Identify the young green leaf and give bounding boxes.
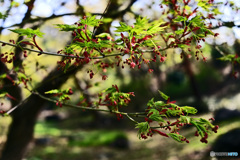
[158,91,169,100]
[96,33,112,38]
[0,73,7,79]
[168,133,185,143]
[148,109,166,122]
[199,118,214,128]
[45,89,61,94]
[154,101,165,107]
[0,92,7,98]
[181,106,198,114]
[179,115,192,124]
[134,17,149,28]
[135,122,150,137]
[189,15,204,27]
[175,29,184,35]
[115,22,132,32]
[166,108,182,116]
[80,16,102,27]
[191,120,206,137]
[55,24,79,31]
[0,12,7,19]
[217,54,235,62]
[9,28,44,38]
[173,16,187,22]
[147,98,155,107]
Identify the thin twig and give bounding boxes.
[92,0,112,37]
[3,13,103,29]
[32,91,146,119]
[0,40,114,59]
[0,95,30,118]
[124,113,139,123]
[0,40,168,59]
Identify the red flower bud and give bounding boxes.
[148,69,153,73]
[209,117,215,121]
[195,131,199,137]
[102,75,108,80]
[214,33,219,37]
[151,129,169,137]
[130,62,136,68]
[68,88,73,95]
[212,125,219,133]
[160,56,166,62]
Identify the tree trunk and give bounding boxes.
[183,55,209,113]
[0,66,79,160]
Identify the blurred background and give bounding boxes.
[1,0,240,160]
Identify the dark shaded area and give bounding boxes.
[214,108,240,123]
[45,114,63,122]
[34,138,51,146]
[212,128,240,152]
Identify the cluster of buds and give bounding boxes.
[136,92,219,143]
[45,88,73,107]
[0,40,17,63]
[97,85,134,119]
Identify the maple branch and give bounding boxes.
[2,96,30,117]
[1,12,106,30]
[0,40,169,59]
[32,91,145,122]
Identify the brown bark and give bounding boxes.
[0,66,79,160]
[182,55,209,113]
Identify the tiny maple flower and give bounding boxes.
[24,51,28,58]
[160,56,167,62]
[141,133,148,139]
[214,33,219,37]
[200,137,208,143]
[143,59,149,64]
[89,72,94,79]
[128,92,135,96]
[102,75,107,80]
[203,57,207,62]
[209,117,215,121]
[212,125,219,133]
[148,69,153,73]
[130,62,136,68]
[84,57,90,63]
[195,131,199,137]
[68,88,73,95]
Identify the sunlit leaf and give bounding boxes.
[9,28,44,38]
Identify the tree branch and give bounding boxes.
[0,40,169,59]
[32,91,145,122]
[1,12,107,30]
[0,95,30,118]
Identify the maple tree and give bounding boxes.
[0,0,239,159]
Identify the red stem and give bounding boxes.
[33,35,43,55]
